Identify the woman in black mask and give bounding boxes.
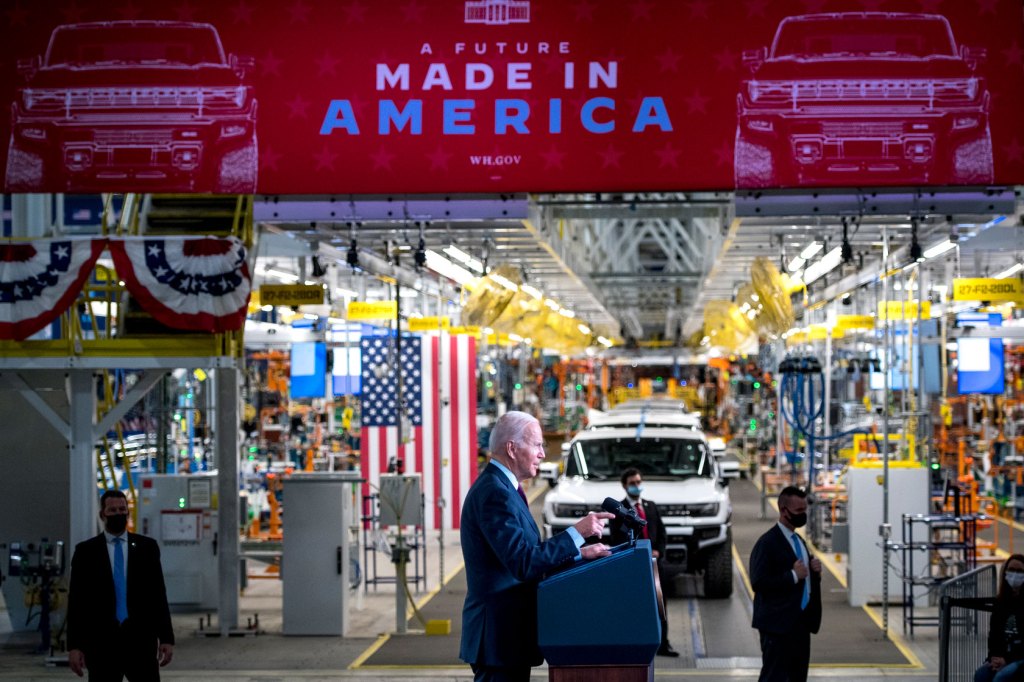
[976,554,1024,682]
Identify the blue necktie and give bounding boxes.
[791,534,810,610]
[113,538,128,623]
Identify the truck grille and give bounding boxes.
[92,130,176,145]
[820,121,905,137]
[24,86,246,111]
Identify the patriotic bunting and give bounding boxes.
[0,238,106,340]
[108,236,251,333]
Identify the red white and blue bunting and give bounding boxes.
[0,238,106,340]
[108,236,251,333]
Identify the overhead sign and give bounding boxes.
[834,315,875,330]
[2,1,1023,194]
[449,325,482,336]
[259,284,325,306]
[408,316,451,332]
[346,301,397,321]
[878,300,931,321]
[953,278,1024,302]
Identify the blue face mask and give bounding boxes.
[626,485,643,498]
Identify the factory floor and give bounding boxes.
[0,478,967,681]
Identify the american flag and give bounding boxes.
[360,332,478,530]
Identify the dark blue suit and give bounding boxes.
[749,525,822,682]
[460,462,578,676]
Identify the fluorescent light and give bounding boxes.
[443,245,484,273]
[508,333,523,342]
[544,298,559,310]
[597,336,613,347]
[489,273,519,291]
[558,308,576,318]
[800,242,824,260]
[256,266,300,283]
[261,304,273,312]
[787,256,806,272]
[803,246,843,285]
[577,324,591,335]
[303,313,318,320]
[520,284,542,299]
[335,287,359,298]
[923,240,957,260]
[425,250,477,286]
[995,263,1023,279]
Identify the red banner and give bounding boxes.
[2,0,1022,194]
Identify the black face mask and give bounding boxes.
[105,514,128,535]
[787,511,807,529]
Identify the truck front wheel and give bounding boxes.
[702,534,733,598]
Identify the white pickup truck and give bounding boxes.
[542,426,733,597]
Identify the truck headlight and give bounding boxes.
[953,116,979,130]
[552,504,589,518]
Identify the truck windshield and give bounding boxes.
[772,17,957,59]
[566,437,712,480]
[46,26,225,66]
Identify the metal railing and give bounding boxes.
[938,563,998,682]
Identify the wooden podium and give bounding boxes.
[549,663,653,682]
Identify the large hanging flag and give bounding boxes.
[360,332,478,530]
[0,238,106,340]
[108,236,251,333]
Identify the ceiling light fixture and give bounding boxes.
[424,250,477,286]
[922,239,957,260]
[802,247,843,285]
[520,284,542,299]
[800,242,824,260]
[994,263,1023,279]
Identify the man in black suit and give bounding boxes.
[608,467,678,657]
[460,411,613,682]
[67,489,174,680]
[749,486,822,682]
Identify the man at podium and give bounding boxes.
[460,411,613,682]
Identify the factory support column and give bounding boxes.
[215,367,241,634]
[69,370,97,550]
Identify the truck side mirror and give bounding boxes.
[16,55,40,79]
[230,54,255,78]
[960,45,987,69]
[742,47,766,72]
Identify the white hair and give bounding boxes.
[488,411,538,456]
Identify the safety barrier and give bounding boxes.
[937,564,997,682]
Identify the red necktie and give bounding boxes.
[635,502,649,539]
[517,485,529,508]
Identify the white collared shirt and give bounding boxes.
[104,530,129,583]
[777,522,803,584]
[490,458,584,549]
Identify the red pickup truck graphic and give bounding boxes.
[5,21,257,193]
[735,12,993,188]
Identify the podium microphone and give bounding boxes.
[601,497,647,529]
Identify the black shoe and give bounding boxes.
[657,642,680,657]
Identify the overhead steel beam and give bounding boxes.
[735,188,1016,218]
[254,194,529,222]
